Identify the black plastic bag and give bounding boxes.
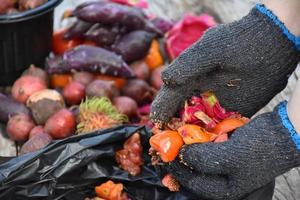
[0,125,274,200]
[0,125,193,200]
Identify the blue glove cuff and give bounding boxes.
[278,101,300,150]
[256,4,300,52]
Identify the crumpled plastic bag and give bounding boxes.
[0,125,275,200]
[0,125,193,200]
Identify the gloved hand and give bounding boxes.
[165,102,300,200]
[150,4,300,127]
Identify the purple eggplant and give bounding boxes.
[46,45,135,78]
[83,24,122,46]
[73,1,162,36]
[64,20,94,40]
[0,93,31,123]
[112,30,155,63]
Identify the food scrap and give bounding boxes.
[149,130,184,162]
[94,180,130,200]
[166,14,217,60]
[162,174,180,192]
[150,91,249,163]
[149,92,249,192]
[115,133,143,176]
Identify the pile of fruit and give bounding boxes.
[1,0,216,155]
[0,61,154,155]
[0,1,167,154]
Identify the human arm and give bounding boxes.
[264,0,300,36]
[288,79,300,133]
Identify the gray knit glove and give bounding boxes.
[150,5,300,127]
[166,102,300,200]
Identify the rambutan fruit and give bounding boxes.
[77,97,128,134]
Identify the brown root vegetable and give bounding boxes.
[113,31,155,63]
[19,0,47,11]
[22,65,49,86]
[73,71,94,86]
[0,93,30,123]
[20,133,52,155]
[130,61,150,81]
[121,79,154,105]
[46,45,135,78]
[150,66,164,90]
[26,89,65,125]
[74,2,162,36]
[83,23,122,47]
[63,81,85,105]
[6,113,35,142]
[12,76,47,104]
[64,20,94,40]
[44,109,76,139]
[29,125,44,139]
[86,80,119,100]
[113,96,138,118]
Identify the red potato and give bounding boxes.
[22,65,49,86]
[20,133,52,155]
[150,66,164,90]
[44,109,76,139]
[113,96,138,118]
[63,81,85,105]
[29,125,44,139]
[12,76,47,104]
[121,79,154,105]
[73,71,94,86]
[130,61,150,81]
[6,113,35,142]
[86,80,119,100]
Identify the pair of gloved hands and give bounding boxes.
[150,5,300,200]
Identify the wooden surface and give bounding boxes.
[1,0,299,199]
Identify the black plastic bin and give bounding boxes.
[0,0,62,86]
